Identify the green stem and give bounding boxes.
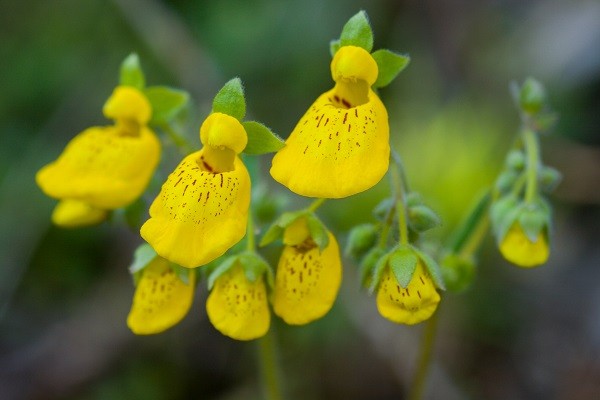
[378,204,395,249]
[523,128,539,204]
[397,199,409,245]
[258,328,284,400]
[308,198,326,212]
[408,307,440,400]
[448,191,491,255]
[390,152,410,245]
[160,123,194,154]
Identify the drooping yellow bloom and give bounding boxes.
[140,113,251,268]
[206,264,270,341]
[36,86,160,227]
[273,217,342,325]
[127,257,195,335]
[499,223,549,267]
[271,46,389,198]
[377,261,440,325]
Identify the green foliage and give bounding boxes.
[306,214,330,251]
[360,247,386,289]
[242,121,285,155]
[518,202,549,241]
[413,247,445,290]
[346,223,378,259]
[129,243,158,285]
[144,86,190,125]
[408,204,441,232]
[539,166,562,192]
[490,195,521,242]
[120,53,145,90]
[207,256,238,290]
[212,77,246,121]
[372,50,410,88]
[339,11,374,52]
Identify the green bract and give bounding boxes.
[120,53,145,90]
[339,10,373,52]
[144,86,190,125]
[372,50,410,88]
[242,121,285,155]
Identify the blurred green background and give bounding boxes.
[1,0,599,399]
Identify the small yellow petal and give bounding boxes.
[127,258,195,335]
[51,199,107,227]
[206,265,270,340]
[499,224,549,267]
[200,112,248,154]
[330,46,378,86]
[36,126,161,209]
[140,149,250,268]
[273,232,342,325]
[376,261,440,325]
[270,87,389,198]
[103,85,152,126]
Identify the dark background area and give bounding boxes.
[1,0,599,399]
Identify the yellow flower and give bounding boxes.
[127,257,195,335]
[270,46,389,198]
[206,264,270,341]
[140,113,251,268]
[272,217,342,325]
[376,261,440,325]
[36,86,160,227]
[499,223,549,267]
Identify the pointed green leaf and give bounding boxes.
[212,77,246,121]
[414,248,445,290]
[389,246,418,288]
[372,49,410,88]
[330,39,341,57]
[259,223,284,247]
[277,210,308,228]
[242,121,285,155]
[144,86,190,125]
[170,263,194,286]
[306,214,330,251]
[207,256,238,290]
[360,247,386,290]
[120,53,145,89]
[339,11,374,52]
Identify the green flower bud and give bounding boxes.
[505,150,525,170]
[520,77,546,114]
[494,170,519,193]
[408,204,441,232]
[346,223,378,259]
[539,166,562,193]
[440,253,476,293]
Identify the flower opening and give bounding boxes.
[499,223,549,267]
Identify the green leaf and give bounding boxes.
[277,210,308,228]
[212,77,246,121]
[259,223,284,247]
[491,198,522,243]
[339,10,374,52]
[306,214,330,251]
[330,39,341,57]
[369,249,391,293]
[144,86,190,125]
[372,49,410,88]
[242,121,285,155]
[207,256,238,290]
[518,204,549,242]
[120,53,145,89]
[414,248,445,290]
[389,246,418,288]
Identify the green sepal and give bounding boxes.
[440,252,476,293]
[144,86,190,125]
[239,251,274,289]
[372,49,410,88]
[494,170,520,193]
[330,39,341,57]
[129,243,158,285]
[120,53,145,90]
[389,245,418,288]
[305,213,330,251]
[212,77,246,121]
[369,249,392,294]
[345,223,378,259]
[519,77,546,115]
[339,10,374,52]
[491,196,522,243]
[518,203,549,242]
[242,121,285,155]
[405,192,423,208]
[259,209,307,247]
[207,255,238,290]
[170,264,194,286]
[359,247,386,289]
[412,247,445,290]
[408,204,441,232]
